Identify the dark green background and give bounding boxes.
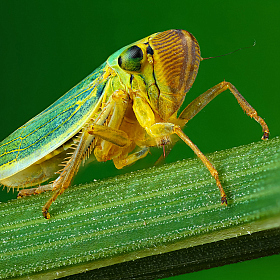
[0,1,279,279]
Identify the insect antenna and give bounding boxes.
[201,41,256,60]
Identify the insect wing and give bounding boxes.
[0,62,108,180]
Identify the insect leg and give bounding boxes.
[17,184,54,197]
[174,126,227,204]
[89,123,149,168]
[144,121,227,204]
[178,81,269,139]
[90,89,130,162]
[88,124,129,147]
[42,95,118,219]
[42,130,95,218]
[113,147,149,169]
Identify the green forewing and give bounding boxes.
[0,62,108,180]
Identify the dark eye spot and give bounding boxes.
[118,56,122,67]
[118,45,143,72]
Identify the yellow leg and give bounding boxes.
[92,90,130,162]
[42,130,94,218]
[17,184,54,197]
[113,147,149,169]
[147,122,227,204]
[42,90,129,219]
[179,81,269,139]
[90,124,130,162]
[88,124,129,147]
[131,88,228,204]
[174,126,227,204]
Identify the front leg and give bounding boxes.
[178,81,269,140]
[132,91,228,205]
[148,122,227,204]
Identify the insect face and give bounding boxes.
[148,29,201,119]
[116,30,202,121]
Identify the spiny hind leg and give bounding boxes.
[15,147,73,198]
[178,81,269,139]
[42,89,129,219]
[41,145,149,219]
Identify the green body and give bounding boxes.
[0,62,108,182]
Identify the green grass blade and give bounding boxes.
[0,137,280,279]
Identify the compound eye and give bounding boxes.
[118,45,143,72]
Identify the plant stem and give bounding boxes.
[0,138,280,279]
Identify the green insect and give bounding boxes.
[0,29,269,219]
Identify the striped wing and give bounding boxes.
[0,62,108,180]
